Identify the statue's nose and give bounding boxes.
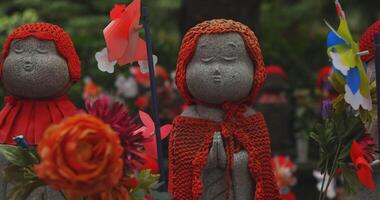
[23,59,34,72]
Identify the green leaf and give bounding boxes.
[149,191,171,200]
[341,165,362,195]
[6,179,45,200]
[0,145,30,166]
[137,170,160,190]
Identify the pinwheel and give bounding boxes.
[327,0,372,112]
[135,111,172,173]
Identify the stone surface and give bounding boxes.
[186,32,254,105]
[181,32,255,199]
[2,37,70,98]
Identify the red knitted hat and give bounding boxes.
[0,22,81,82]
[175,19,266,106]
[359,20,380,63]
[266,65,287,81]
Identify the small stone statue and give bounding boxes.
[355,20,380,199]
[169,19,280,200]
[0,22,81,199]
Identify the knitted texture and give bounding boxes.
[0,22,81,82]
[175,19,266,107]
[168,113,280,200]
[359,20,380,63]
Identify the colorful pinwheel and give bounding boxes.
[327,0,372,112]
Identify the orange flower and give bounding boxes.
[34,114,124,198]
[89,176,133,200]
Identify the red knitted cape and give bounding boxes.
[0,96,77,144]
[168,113,280,200]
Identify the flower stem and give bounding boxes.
[59,191,67,200]
[322,141,342,200]
[318,159,329,200]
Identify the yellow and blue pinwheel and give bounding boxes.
[327,0,372,111]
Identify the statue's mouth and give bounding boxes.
[23,64,34,72]
[213,75,221,83]
[213,71,221,83]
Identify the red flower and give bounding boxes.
[350,140,375,191]
[86,96,148,171]
[357,134,376,163]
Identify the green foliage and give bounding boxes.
[0,144,45,200]
[310,112,364,173]
[131,169,171,200]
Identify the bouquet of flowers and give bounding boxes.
[0,96,171,200]
[310,1,377,199]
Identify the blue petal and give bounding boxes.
[327,32,345,48]
[345,67,360,94]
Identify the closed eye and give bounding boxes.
[36,48,48,54]
[222,56,237,61]
[14,48,24,54]
[201,57,214,63]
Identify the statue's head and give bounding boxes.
[0,22,81,98]
[175,19,265,106]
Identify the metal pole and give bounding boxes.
[141,6,167,191]
[374,32,380,154]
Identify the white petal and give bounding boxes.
[330,51,349,76]
[344,85,372,111]
[115,74,138,98]
[95,48,117,74]
[138,54,158,74]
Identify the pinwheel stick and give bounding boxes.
[142,7,167,191]
[375,32,380,154]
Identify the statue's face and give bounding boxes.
[2,37,70,98]
[186,32,254,104]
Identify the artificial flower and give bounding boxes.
[86,96,147,170]
[271,155,297,189]
[350,140,375,191]
[135,95,150,109]
[83,76,103,100]
[95,48,117,73]
[138,110,172,160]
[104,0,147,65]
[137,54,158,73]
[321,99,332,119]
[313,171,336,199]
[34,114,124,198]
[357,134,376,163]
[90,176,134,200]
[130,65,169,87]
[115,74,138,98]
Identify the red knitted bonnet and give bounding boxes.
[0,22,81,82]
[175,19,266,106]
[359,20,380,63]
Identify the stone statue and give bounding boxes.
[355,20,380,200]
[168,19,280,200]
[0,22,81,199]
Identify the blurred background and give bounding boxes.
[0,0,379,199]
